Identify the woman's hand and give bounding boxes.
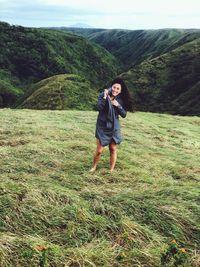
[111,99,119,107]
[103,89,109,99]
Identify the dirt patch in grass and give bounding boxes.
[0,139,29,147]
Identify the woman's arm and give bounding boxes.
[96,93,107,111]
[111,99,127,118]
[117,104,127,118]
[96,89,109,111]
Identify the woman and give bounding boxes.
[90,78,134,173]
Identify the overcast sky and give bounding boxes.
[1,0,200,30]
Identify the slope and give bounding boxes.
[120,38,200,115]
[56,27,200,70]
[18,74,98,110]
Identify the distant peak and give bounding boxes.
[68,23,93,28]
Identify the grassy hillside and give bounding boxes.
[0,22,119,108]
[17,74,98,110]
[120,38,200,115]
[0,109,200,266]
[0,69,24,107]
[57,27,200,70]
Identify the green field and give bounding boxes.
[0,109,200,266]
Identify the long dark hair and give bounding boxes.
[111,78,134,112]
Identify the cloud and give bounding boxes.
[0,0,200,28]
[41,0,200,15]
[0,0,103,26]
[86,13,200,30]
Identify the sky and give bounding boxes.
[0,0,200,30]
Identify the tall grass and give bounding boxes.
[0,109,200,266]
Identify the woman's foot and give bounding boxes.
[110,168,114,173]
[89,167,96,173]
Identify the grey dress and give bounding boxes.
[95,89,127,146]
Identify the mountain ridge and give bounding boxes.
[53,27,200,70]
[120,37,200,115]
[1,22,200,115]
[0,22,119,108]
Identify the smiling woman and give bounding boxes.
[90,77,134,173]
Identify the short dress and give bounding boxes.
[95,90,127,146]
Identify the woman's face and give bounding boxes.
[111,83,121,97]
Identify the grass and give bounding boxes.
[0,108,200,267]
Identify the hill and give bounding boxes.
[1,23,200,115]
[0,69,24,107]
[0,109,200,266]
[0,22,120,108]
[54,27,200,70]
[120,38,200,115]
[17,74,98,110]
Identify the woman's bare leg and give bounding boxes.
[90,139,104,172]
[109,141,117,172]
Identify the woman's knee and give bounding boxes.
[96,148,103,156]
[95,139,103,155]
[96,145,104,155]
[109,143,117,153]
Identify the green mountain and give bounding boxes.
[18,74,98,110]
[1,22,200,115]
[0,69,24,107]
[57,27,200,70]
[120,38,200,115]
[56,27,200,115]
[0,22,119,108]
[1,109,200,266]
[170,81,200,115]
